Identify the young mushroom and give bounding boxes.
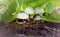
[16,12,29,33]
[33,15,41,28]
[33,14,41,20]
[35,7,44,14]
[17,12,29,20]
[24,6,34,18]
[17,12,29,25]
[24,6,34,15]
[33,14,41,34]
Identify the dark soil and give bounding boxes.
[0,22,60,37]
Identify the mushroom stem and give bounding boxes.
[16,18,18,23]
[35,21,40,35]
[22,19,25,34]
[29,14,32,35]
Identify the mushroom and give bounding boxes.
[54,6,60,14]
[24,6,34,18]
[17,12,29,19]
[16,12,29,33]
[24,6,34,15]
[33,14,41,20]
[33,14,41,34]
[16,12,29,25]
[34,7,44,33]
[33,14,41,27]
[35,7,44,14]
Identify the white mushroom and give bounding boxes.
[54,6,60,14]
[17,12,29,19]
[35,7,44,14]
[34,15,41,20]
[24,6,34,14]
[16,12,29,24]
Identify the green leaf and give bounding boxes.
[18,0,53,10]
[40,1,60,23]
[41,12,60,23]
[51,0,60,7]
[1,0,60,23]
[1,0,17,23]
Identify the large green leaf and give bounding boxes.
[18,0,54,11]
[40,1,60,23]
[1,0,17,23]
[41,12,60,23]
[51,0,60,7]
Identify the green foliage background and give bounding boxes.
[0,0,60,23]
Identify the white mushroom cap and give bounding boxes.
[34,15,41,20]
[54,6,60,14]
[35,7,44,14]
[24,6,34,14]
[17,12,29,19]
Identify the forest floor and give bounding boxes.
[0,22,60,37]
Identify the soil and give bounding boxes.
[0,22,60,37]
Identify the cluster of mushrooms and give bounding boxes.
[15,6,44,34]
[16,7,43,30]
[14,6,60,35]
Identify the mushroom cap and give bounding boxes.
[17,12,29,19]
[35,7,44,14]
[54,6,60,14]
[24,6,34,14]
[33,14,41,20]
